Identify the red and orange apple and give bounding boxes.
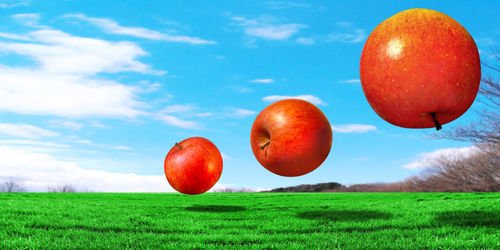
[360,8,481,130]
[250,99,332,177]
[164,137,223,195]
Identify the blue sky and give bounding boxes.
[0,0,498,192]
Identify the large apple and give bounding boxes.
[360,8,480,130]
[250,99,332,177]
[164,137,223,195]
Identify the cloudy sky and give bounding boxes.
[0,0,498,192]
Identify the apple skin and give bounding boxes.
[164,137,223,195]
[250,99,332,177]
[360,8,480,129]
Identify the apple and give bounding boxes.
[164,137,223,195]
[360,8,481,130]
[250,99,332,177]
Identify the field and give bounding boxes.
[1,193,499,249]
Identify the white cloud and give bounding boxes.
[296,37,316,45]
[0,139,69,148]
[159,103,212,118]
[76,139,92,144]
[250,78,274,83]
[0,32,31,40]
[0,67,144,118]
[326,22,366,44]
[0,29,163,75]
[48,120,84,130]
[231,16,247,22]
[402,146,479,169]
[0,1,30,8]
[228,108,257,117]
[72,138,131,151]
[194,112,213,118]
[232,17,364,45]
[11,13,44,27]
[162,104,196,114]
[0,23,162,118]
[245,24,306,40]
[89,121,110,128]
[264,1,310,9]
[221,152,232,161]
[112,145,131,150]
[339,79,360,84]
[159,104,213,120]
[262,95,325,105]
[0,146,174,192]
[232,15,306,41]
[64,14,215,45]
[327,29,365,43]
[0,123,59,139]
[137,80,162,93]
[331,124,377,133]
[157,114,199,129]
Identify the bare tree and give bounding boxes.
[408,144,500,192]
[435,50,500,144]
[48,184,77,193]
[1,178,25,192]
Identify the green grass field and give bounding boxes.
[1,193,499,249]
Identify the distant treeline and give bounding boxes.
[267,143,499,193]
[267,182,344,192]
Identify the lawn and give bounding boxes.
[0,192,498,249]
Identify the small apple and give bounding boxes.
[250,99,332,177]
[360,8,480,130]
[164,137,223,195]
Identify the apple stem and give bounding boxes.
[260,141,270,150]
[175,142,182,150]
[431,112,442,131]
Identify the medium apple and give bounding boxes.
[164,137,223,195]
[250,99,332,177]
[360,8,480,130]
